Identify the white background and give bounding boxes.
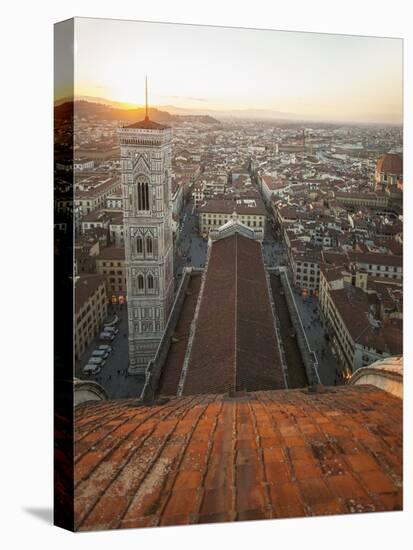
[0,0,411,548]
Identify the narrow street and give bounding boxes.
[254,179,340,387]
[75,304,144,399]
[291,290,342,386]
[174,198,208,277]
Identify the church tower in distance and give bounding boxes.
[118,80,174,374]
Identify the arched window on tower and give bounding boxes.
[137,180,149,211]
[147,274,154,290]
[137,274,144,290]
[146,235,153,255]
[136,236,143,254]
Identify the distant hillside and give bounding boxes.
[54,100,220,125]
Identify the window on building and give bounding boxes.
[137,181,150,210]
[146,236,153,254]
[138,274,144,290]
[137,236,143,254]
[147,274,154,289]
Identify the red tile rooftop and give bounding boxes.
[198,197,266,216]
[329,286,402,355]
[376,153,402,175]
[74,384,402,531]
[182,234,284,395]
[96,246,125,261]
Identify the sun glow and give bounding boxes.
[64,18,403,123]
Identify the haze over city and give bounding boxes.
[55,17,403,124]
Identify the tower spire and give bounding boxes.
[145,75,149,121]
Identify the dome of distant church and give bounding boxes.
[376,153,403,175]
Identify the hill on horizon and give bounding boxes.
[54,99,221,126]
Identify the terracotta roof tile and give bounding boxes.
[74,385,402,530]
[182,234,285,395]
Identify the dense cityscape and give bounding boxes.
[54,92,403,529]
[55,102,403,399]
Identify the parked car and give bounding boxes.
[98,344,113,353]
[88,356,105,366]
[83,364,101,375]
[103,326,119,335]
[99,332,115,341]
[104,315,119,328]
[91,349,109,359]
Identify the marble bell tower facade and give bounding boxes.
[118,91,174,374]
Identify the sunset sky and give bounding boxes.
[58,17,403,123]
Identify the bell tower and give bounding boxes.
[118,79,174,374]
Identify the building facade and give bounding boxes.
[335,191,389,209]
[95,246,127,300]
[118,116,174,374]
[318,268,401,376]
[198,198,266,238]
[75,275,107,359]
[75,175,120,215]
[290,252,321,294]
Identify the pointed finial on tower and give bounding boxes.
[145,75,149,121]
